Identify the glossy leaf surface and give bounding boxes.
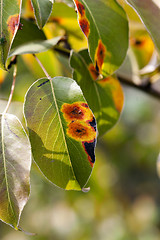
[31,0,54,29]
[24,77,97,190]
[73,0,128,75]
[0,113,31,228]
[70,49,124,136]
[9,36,61,57]
[126,0,160,54]
[0,0,22,69]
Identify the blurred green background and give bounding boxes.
[0,53,160,240]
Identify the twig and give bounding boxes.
[3,63,17,114]
[33,54,51,80]
[117,75,160,100]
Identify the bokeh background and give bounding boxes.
[0,0,160,239]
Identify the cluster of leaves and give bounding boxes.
[0,0,160,231]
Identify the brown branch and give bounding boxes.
[117,75,160,100]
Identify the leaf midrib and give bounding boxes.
[49,79,78,185]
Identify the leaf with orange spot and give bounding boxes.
[47,2,87,51]
[73,0,129,75]
[0,0,22,70]
[24,77,97,190]
[126,0,160,54]
[70,49,124,136]
[31,0,54,29]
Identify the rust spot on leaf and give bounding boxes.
[7,14,20,35]
[61,102,93,122]
[95,40,106,73]
[88,63,99,80]
[75,0,85,16]
[130,37,146,48]
[61,101,96,167]
[67,121,96,142]
[75,0,90,38]
[79,18,90,38]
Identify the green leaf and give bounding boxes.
[70,49,124,136]
[0,0,22,70]
[31,0,54,29]
[11,18,46,50]
[126,0,160,54]
[24,77,97,190]
[73,0,129,75]
[0,113,31,228]
[9,36,61,57]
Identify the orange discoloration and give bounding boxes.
[130,37,146,48]
[61,101,96,167]
[75,0,85,16]
[67,121,96,142]
[95,39,106,73]
[88,63,99,80]
[75,0,90,38]
[79,18,90,38]
[61,102,93,122]
[7,14,19,35]
[99,76,124,112]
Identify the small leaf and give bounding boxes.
[24,77,97,190]
[126,0,160,54]
[0,113,31,228]
[9,36,61,57]
[0,0,22,70]
[73,0,129,75]
[70,49,124,136]
[31,0,54,29]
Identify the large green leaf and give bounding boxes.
[24,77,97,190]
[0,113,31,229]
[73,0,129,75]
[31,0,54,29]
[0,0,22,70]
[9,36,61,57]
[70,49,124,136]
[126,0,160,54]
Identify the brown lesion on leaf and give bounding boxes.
[61,101,97,167]
[94,39,106,74]
[67,121,96,142]
[75,0,85,16]
[74,0,90,38]
[79,18,90,38]
[7,14,20,35]
[88,63,100,80]
[130,37,146,48]
[61,102,93,122]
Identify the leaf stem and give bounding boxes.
[33,54,51,80]
[3,63,17,114]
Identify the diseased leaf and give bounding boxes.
[9,36,61,57]
[73,0,129,75]
[0,0,22,70]
[31,0,54,29]
[11,18,46,50]
[24,77,97,190]
[47,2,87,51]
[70,49,124,136]
[126,0,160,54]
[0,113,31,229]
